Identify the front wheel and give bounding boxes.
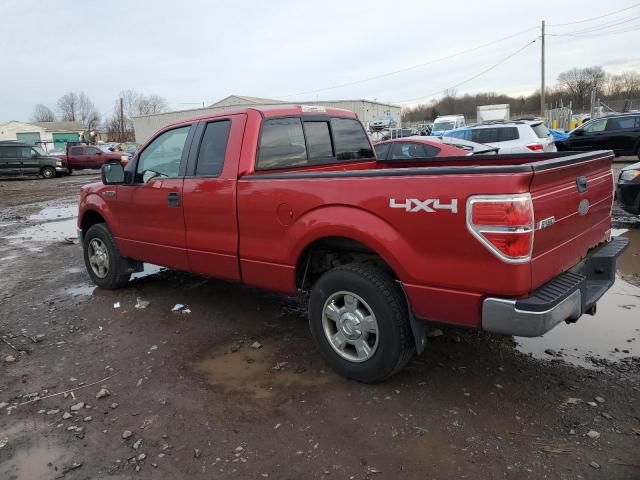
[40,166,56,179]
[308,263,415,383]
[83,223,131,288]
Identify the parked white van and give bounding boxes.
[431,115,466,136]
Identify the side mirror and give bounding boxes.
[96,150,102,155]
[573,129,584,136]
[32,152,38,158]
[102,162,125,185]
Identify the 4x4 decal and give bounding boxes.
[389,198,458,213]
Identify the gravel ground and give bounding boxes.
[0,171,638,480]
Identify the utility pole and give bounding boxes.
[540,20,545,122]
[120,97,125,142]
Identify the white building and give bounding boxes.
[132,95,401,144]
[0,121,83,150]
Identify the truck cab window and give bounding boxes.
[136,126,190,183]
[195,120,231,176]
[330,118,373,160]
[70,147,83,155]
[257,118,307,170]
[303,121,333,161]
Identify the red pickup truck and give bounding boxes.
[53,145,124,172]
[77,105,628,382]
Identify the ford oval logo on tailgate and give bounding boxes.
[578,199,590,215]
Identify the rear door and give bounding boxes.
[68,146,85,169]
[182,115,245,280]
[603,116,638,154]
[529,153,613,290]
[112,125,194,270]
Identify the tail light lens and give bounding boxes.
[526,143,544,151]
[467,194,534,263]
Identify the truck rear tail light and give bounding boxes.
[467,194,534,263]
[526,143,544,151]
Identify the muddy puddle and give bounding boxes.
[0,419,71,480]
[4,219,77,246]
[192,342,331,413]
[27,203,77,222]
[516,229,640,368]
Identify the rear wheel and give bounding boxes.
[40,166,56,179]
[83,223,131,288]
[308,263,414,383]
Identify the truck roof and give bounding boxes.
[163,105,358,130]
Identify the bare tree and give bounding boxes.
[557,66,606,110]
[30,104,56,122]
[77,92,101,131]
[56,92,80,121]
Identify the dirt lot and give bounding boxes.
[0,171,639,480]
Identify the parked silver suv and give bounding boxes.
[442,121,556,153]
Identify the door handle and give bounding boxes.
[167,191,181,207]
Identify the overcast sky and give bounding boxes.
[1,0,639,121]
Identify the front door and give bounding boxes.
[19,146,41,174]
[182,115,245,280]
[67,146,85,170]
[85,146,104,168]
[569,118,607,151]
[113,125,193,270]
[603,116,640,154]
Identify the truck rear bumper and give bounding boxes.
[482,237,629,337]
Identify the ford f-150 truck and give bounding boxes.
[77,105,628,383]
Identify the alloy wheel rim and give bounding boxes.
[322,291,379,363]
[88,238,109,278]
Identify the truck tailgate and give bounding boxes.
[529,152,613,290]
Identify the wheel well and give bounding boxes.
[296,237,397,290]
[81,210,106,235]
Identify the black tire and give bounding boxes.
[41,166,56,179]
[308,263,415,383]
[83,223,131,289]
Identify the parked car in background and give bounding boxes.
[370,115,397,131]
[443,121,556,153]
[374,136,496,159]
[0,141,68,178]
[52,144,125,172]
[616,161,640,214]
[431,115,466,136]
[380,128,420,140]
[555,113,640,158]
[374,137,468,160]
[476,104,510,123]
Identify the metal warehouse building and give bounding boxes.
[132,95,400,143]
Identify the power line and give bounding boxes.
[274,26,539,99]
[549,24,640,38]
[557,14,640,35]
[547,3,640,27]
[391,38,538,105]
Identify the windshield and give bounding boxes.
[33,146,46,156]
[433,121,455,131]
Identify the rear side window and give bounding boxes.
[391,142,441,159]
[471,127,519,143]
[195,120,231,176]
[70,147,83,155]
[374,143,391,159]
[330,118,373,160]
[0,146,17,158]
[257,118,307,170]
[303,121,333,160]
[531,124,550,138]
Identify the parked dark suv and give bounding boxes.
[556,113,640,158]
[0,141,69,178]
